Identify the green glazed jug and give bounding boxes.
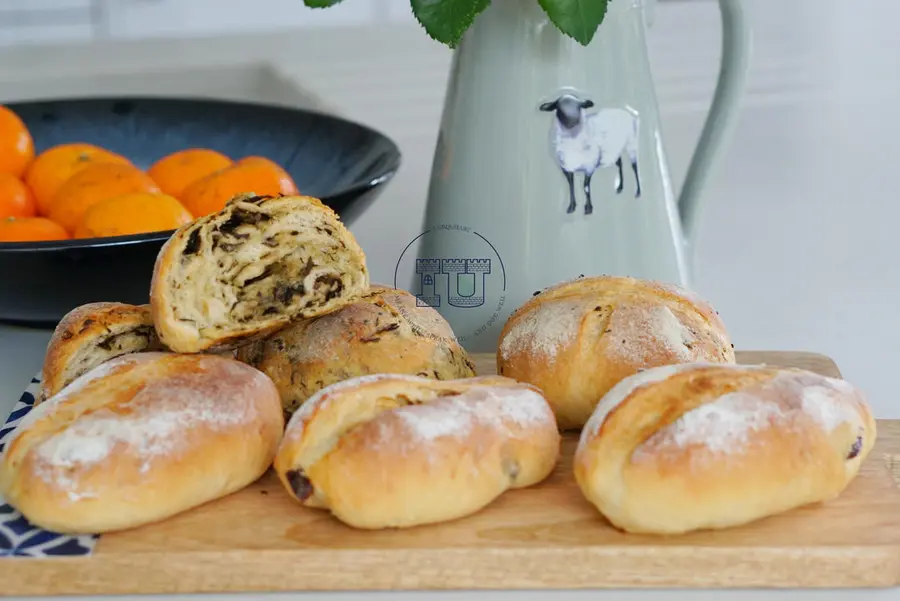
[397,0,752,352]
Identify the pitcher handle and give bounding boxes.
[677,0,752,248]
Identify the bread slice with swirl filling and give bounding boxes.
[40,302,162,403]
[150,193,369,353]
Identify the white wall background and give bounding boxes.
[0,0,414,45]
[0,0,897,415]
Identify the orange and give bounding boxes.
[74,192,193,239]
[0,216,69,242]
[25,143,132,215]
[180,155,299,217]
[235,156,299,194]
[0,106,35,178]
[48,162,160,233]
[147,148,233,198]
[0,172,37,219]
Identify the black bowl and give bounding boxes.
[0,96,401,327]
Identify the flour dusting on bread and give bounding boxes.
[607,304,694,363]
[22,354,268,498]
[6,355,151,454]
[467,386,555,429]
[499,299,585,360]
[651,281,710,312]
[392,402,473,443]
[35,393,247,495]
[633,370,867,461]
[635,393,785,459]
[389,385,553,447]
[799,380,863,432]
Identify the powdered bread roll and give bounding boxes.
[150,193,369,354]
[237,284,477,418]
[574,363,876,535]
[39,302,162,403]
[0,352,284,534]
[498,275,735,430]
[273,374,560,529]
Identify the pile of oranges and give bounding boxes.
[0,105,299,243]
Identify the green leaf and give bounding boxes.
[303,0,343,7]
[410,0,491,48]
[537,0,608,46]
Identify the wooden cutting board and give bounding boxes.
[4,351,900,595]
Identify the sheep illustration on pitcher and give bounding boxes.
[539,93,642,215]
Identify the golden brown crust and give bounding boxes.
[497,275,735,430]
[40,302,162,403]
[236,284,477,418]
[273,374,560,529]
[149,193,369,354]
[573,363,876,535]
[0,352,284,534]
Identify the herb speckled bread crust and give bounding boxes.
[150,193,369,354]
[236,284,477,418]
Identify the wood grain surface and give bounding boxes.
[3,351,900,596]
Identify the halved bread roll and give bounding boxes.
[236,284,477,418]
[273,374,561,530]
[0,352,284,534]
[574,363,876,535]
[40,302,162,403]
[150,193,369,353]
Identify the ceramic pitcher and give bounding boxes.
[397,0,751,353]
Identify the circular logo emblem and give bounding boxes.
[394,224,507,345]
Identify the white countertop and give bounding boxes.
[1,0,900,598]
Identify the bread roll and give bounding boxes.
[574,363,876,535]
[237,284,477,418]
[0,352,284,534]
[39,302,162,403]
[273,374,560,529]
[497,275,735,430]
[150,193,369,354]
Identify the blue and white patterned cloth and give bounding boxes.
[0,375,99,558]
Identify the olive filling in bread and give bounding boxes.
[40,302,162,403]
[62,324,157,382]
[150,193,370,353]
